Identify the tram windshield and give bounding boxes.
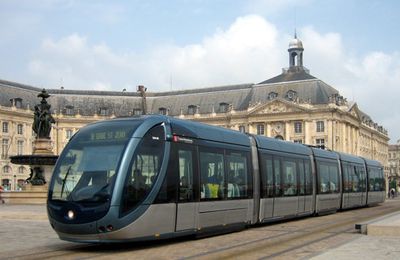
[49,120,141,203]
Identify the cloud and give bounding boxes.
[28,15,284,90]
[27,14,400,141]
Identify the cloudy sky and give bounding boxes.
[1,0,400,142]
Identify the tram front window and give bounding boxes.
[50,121,140,203]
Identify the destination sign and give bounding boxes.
[90,130,128,141]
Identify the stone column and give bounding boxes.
[327,119,333,150]
[285,121,291,141]
[304,120,312,145]
[266,123,271,137]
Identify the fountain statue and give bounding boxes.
[7,89,59,203]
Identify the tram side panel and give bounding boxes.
[258,150,314,222]
[312,149,341,214]
[196,142,253,230]
[254,136,314,223]
[337,152,368,210]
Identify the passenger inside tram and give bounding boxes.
[132,169,147,190]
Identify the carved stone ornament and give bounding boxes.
[260,103,290,114]
[272,122,284,135]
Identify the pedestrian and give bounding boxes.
[0,185,4,204]
[390,188,395,199]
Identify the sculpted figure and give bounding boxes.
[32,89,55,139]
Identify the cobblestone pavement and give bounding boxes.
[1,200,400,260]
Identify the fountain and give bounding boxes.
[6,89,59,204]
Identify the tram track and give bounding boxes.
[2,201,400,260]
[183,203,400,259]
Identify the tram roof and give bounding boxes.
[336,152,364,164]
[254,135,312,156]
[363,158,383,168]
[168,117,251,147]
[311,147,339,160]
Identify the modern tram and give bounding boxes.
[47,115,385,243]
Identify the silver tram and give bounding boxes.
[47,115,385,242]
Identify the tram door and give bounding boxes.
[175,145,198,232]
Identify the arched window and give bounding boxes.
[99,107,108,116]
[159,107,168,115]
[18,166,25,174]
[3,165,11,174]
[219,102,230,113]
[2,179,10,190]
[188,105,197,115]
[132,109,142,116]
[65,105,75,115]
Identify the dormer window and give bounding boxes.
[10,98,23,108]
[65,105,74,115]
[159,107,168,115]
[219,102,230,113]
[133,109,142,116]
[188,105,197,115]
[267,92,278,100]
[99,107,108,116]
[285,90,298,101]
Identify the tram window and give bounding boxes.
[274,158,282,196]
[283,159,297,196]
[349,166,359,192]
[318,163,329,193]
[378,168,385,191]
[342,164,350,193]
[368,167,384,192]
[260,154,274,198]
[356,166,367,192]
[298,160,305,195]
[304,160,312,195]
[329,165,339,192]
[368,168,375,192]
[121,125,165,215]
[226,151,250,199]
[178,149,195,202]
[317,161,339,194]
[200,149,224,200]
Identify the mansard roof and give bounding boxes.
[0,73,339,116]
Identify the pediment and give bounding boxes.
[249,99,309,115]
[348,103,361,120]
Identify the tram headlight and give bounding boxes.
[67,210,75,220]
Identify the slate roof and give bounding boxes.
[0,66,339,117]
[259,66,316,84]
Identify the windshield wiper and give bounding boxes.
[60,166,72,198]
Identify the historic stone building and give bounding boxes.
[389,141,400,190]
[0,36,389,191]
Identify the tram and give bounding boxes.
[47,115,385,243]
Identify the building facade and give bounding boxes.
[389,141,400,191]
[0,36,389,191]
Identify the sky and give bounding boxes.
[1,0,400,142]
